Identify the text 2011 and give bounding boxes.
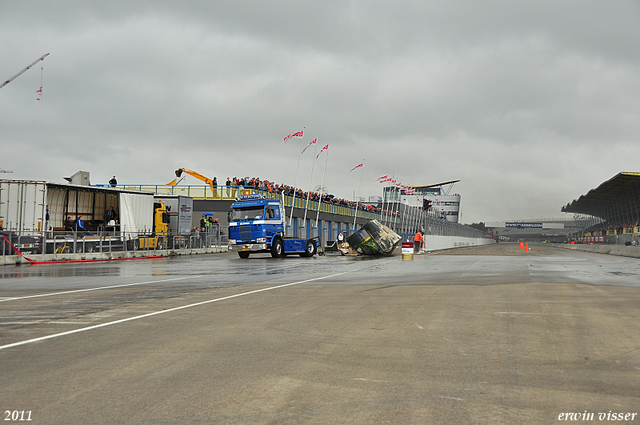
[4,411,32,421]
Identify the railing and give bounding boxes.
[2,226,226,259]
[102,184,488,243]
[117,184,401,223]
[120,184,485,239]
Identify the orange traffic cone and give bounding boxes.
[519,242,524,250]
[525,242,529,252]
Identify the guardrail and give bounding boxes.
[2,225,226,261]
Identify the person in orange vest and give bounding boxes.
[413,231,424,254]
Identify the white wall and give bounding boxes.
[0,180,47,233]
[424,235,495,251]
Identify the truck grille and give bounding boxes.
[239,226,252,242]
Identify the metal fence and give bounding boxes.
[1,225,226,260]
[116,184,488,241]
[385,204,489,242]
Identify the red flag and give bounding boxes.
[316,144,329,159]
[349,163,363,173]
[377,174,388,182]
[36,87,42,101]
[284,130,304,142]
[301,137,317,154]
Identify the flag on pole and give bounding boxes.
[377,175,388,182]
[36,87,43,101]
[349,163,364,173]
[316,144,329,159]
[284,130,304,142]
[301,137,317,154]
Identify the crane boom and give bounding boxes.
[1,53,50,90]
[173,168,217,196]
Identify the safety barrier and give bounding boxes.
[1,225,227,266]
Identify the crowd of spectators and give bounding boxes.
[226,177,400,217]
[586,221,640,235]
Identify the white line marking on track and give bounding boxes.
[353,378,390,383]
[0,275,206,303]
[438,396,466,401]
[0,261,389,351]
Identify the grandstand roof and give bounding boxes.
[561,172,640,223]
[408,180,460,189]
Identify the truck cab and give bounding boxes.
[228,194,317,258]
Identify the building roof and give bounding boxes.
[407,180,460,189]
[561,172,640,223]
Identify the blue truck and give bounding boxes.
[228,194,318,258]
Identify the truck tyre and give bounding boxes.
[271,238,284,258]
[301,240,317,257]
[238,251,250,259]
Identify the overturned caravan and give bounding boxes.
[346,220,402,255]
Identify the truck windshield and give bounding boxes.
[230,206,264,221]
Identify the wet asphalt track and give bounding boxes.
[1,244,639,424]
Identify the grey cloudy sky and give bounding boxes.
[2,1,639,223]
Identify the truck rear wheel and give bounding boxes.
[301,240,317,257]
[238,251,250,259]
[271,238,284,258]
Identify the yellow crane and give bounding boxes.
[167,168,218,197]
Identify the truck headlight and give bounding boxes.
[257,237,266,243]
[229,239,236,244]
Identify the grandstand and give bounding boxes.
[561,172,640,245]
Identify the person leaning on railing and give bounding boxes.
[227,175,404,215]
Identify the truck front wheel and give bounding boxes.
[238,251,250,259]
[271,238,284,258]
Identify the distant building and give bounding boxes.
[382,180,461,223]
[484,217,594,242]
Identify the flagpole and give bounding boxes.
[393,184,402,232]
[302,138,318,229]
[402,198,411,240]
[288,135,305,235]
[40,67,43,101]
[412,195,420,236]
[379,181,384,222]
[391,186,396,231]
[381,183,389,225]
[352,161,364,230]
[315,148,329,230]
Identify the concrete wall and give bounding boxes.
[554,244,640,259]
[424,235,495,252]
[1,246,229,266]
